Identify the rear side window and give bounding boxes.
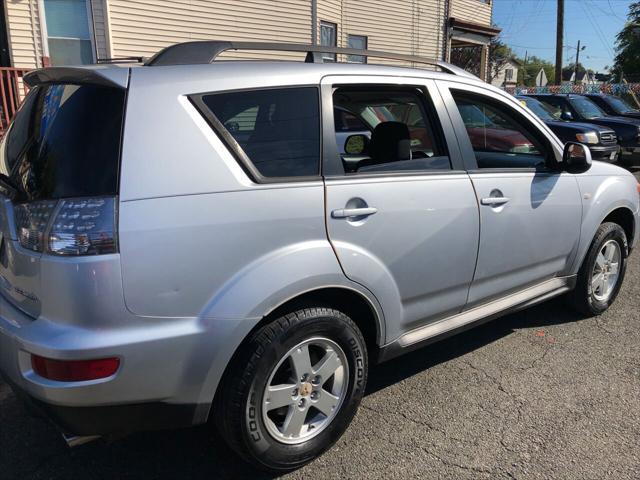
[199,87,320,179]
[3,83,125,200]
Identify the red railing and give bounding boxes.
[0,67,31,137]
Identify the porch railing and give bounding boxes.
[0,67,31,137]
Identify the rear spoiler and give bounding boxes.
[24,66,129,89]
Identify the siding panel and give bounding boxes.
[108,0,312,60]
[450,0,492,25]
[5,0,43,68]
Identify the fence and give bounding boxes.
[0,67,31,137]
[505,82,640,98]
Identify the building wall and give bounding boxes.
[338,0,446,65]
[4,0,43,68]
[2,0,490,71]
[106,0,312,61]
[449,0,492,25]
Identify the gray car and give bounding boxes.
[0,42,639,472]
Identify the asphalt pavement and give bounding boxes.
[1,169,639,480]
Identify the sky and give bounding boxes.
[492,0,634,73]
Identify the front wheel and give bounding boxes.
[214,307,368,472]
[569,222,628,316]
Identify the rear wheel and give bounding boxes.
[569,222,628,316]
[215,307,368,472]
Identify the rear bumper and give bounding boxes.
[0,291,213,435]
[2,372,197,435]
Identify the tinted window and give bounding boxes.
[202,87,320,178]
[332,87,450,174]
[3,83,124,200]
[453,91,548,169]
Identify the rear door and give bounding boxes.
[439,82,582,306]
[321,76,480,341]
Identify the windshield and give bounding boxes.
[569,96,606,119]
[519,97,557,121]
[1,84,125,201]
[605,95,638,114]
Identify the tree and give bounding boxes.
[487,37,515,83]
[611,2,640,78]
[517,56,554,86]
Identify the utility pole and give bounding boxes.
[555,0,564,85]
[573,40,581,85]
[522,50,528,86]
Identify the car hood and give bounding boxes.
[614,111,640,120]
[590,116,640,127]
[546,120,613,133]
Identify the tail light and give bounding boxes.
[31,354,120,381]
[14,196,117,256]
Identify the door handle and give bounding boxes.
[331,207,378,219]
[480,196,510,206]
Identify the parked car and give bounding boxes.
[528,93,640,162]
[1,42,639,472]
[517,95,619,162]
[582,93,640,120]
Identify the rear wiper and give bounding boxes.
[0,173,21,200]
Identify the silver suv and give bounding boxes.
[1,42,639,472]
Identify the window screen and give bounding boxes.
[320,22,337,62]
[43,0,93,65]
[347,35,367,63]
[201,87,320,178]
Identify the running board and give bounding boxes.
[378,276,575,362]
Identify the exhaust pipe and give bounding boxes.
[62,433,101,447]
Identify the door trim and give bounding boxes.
[378,275,575,362]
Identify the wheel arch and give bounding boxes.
[602,206,636,249]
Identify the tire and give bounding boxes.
[214,307,368,472]
[568,222,628,316]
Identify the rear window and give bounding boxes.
[2,83,125,200]
[200,87,320,179]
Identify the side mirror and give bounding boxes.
[560,111,573,121]
[344,134,369,155]
[563,141,592,171]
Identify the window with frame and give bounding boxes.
[332,86,450,174]
[452,91,550,170]
[505,68,513,81]
[200,87,320,179]
[43,0,94,65]
[347,35,367,63]
[320,21,337,62]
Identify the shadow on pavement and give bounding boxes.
[1,298,586,480]
[366,297,584,395]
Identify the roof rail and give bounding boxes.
[144,41,476,78]
[96,56,145,64]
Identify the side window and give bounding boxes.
[332,86,450,174]
[451,91,549,170]
[200,87,320,179]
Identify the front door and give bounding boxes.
[321,77,480,341]
[441,82,582,306]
